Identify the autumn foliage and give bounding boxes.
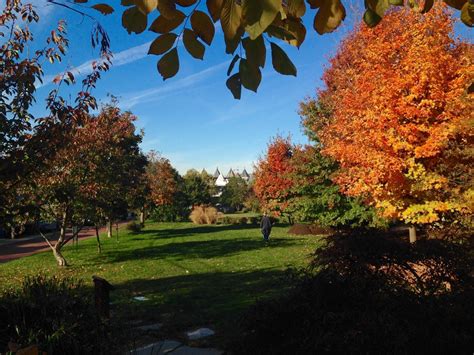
[308,5,473,226]
[146,152,179,207]
[33,104,146,265]
[253,136,294,216]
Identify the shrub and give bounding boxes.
[0,275,121,354]
[221,216,232,224]
[248,216,259,225]
[219,215,262,225]
[190,206,218,225]
[238,217,248,224]
[126,220,142,233]
[231,232,474,354]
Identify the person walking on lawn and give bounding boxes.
[260,212,272,242]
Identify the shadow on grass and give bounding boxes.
[101,237,301,263]
[231,232,474,354]
[132,223,264,241]
[114,268,292,331]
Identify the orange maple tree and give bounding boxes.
[146,151,179,207]
[310,4,473,227]
[254,136,295,216]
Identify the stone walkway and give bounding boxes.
[129,326,223,355]
[130,340,223,355]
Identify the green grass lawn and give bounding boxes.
[0,222,324,345]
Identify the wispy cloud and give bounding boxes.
[118,60,229,109]
[39,41,152,88]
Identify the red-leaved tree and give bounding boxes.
[254,136,295,219]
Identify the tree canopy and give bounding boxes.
[307,4,473,226]
[254,136,294,216]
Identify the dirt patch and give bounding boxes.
[288,224,335,236]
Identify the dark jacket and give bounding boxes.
[260,215,272,232]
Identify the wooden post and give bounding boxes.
[92,276,114,319]
[409,225,417,244]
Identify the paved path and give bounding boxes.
[0,222,127,264]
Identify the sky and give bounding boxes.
[11,1,472,174]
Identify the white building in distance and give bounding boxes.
[212,167,252,187]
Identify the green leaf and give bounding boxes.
[243,36,266,68]
[270,42,297,76]
[421,0,434,13]
[176,0,198,7]
[135,0,157,14]
[207,0,224,22]
[267,24,297,42]
[191,10,215,45]
[313,0,346,34]
[226,73,242,99]
[225,27,244,54]
[242,0,281,40]
[366,0,390,17]
[288,19,306,47]
[444,0,467,10]
[461,0,474,26]
[363,8,381,27]
[91,4,114,15]
[286,0,306,17]
[221,0,243,39]
[270,17,306,47]
[158,0,179,19]
[122,6,148,34]
[306,0,323,9]
[148,33,177,55]
[149,11,185,33]
[157,48,179,80]
[227,54,240,76]
[183,29,205,59]
[388,0,404,6]
[239,58,262,92]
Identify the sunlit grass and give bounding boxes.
[0,222,324,340]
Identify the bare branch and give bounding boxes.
[38,229,55,250]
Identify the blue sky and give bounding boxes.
[18,1,471,174]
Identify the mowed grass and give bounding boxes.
[0,222,324,342]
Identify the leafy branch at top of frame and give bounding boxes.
[53,0,473,99]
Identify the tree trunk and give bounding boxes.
[140,207,145,226]
[95,226,102,253]
[107,219,112,238]
[53,245,68,266]
[409,225,417,243]
[53,209,69,267]
[10,226,16,240]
